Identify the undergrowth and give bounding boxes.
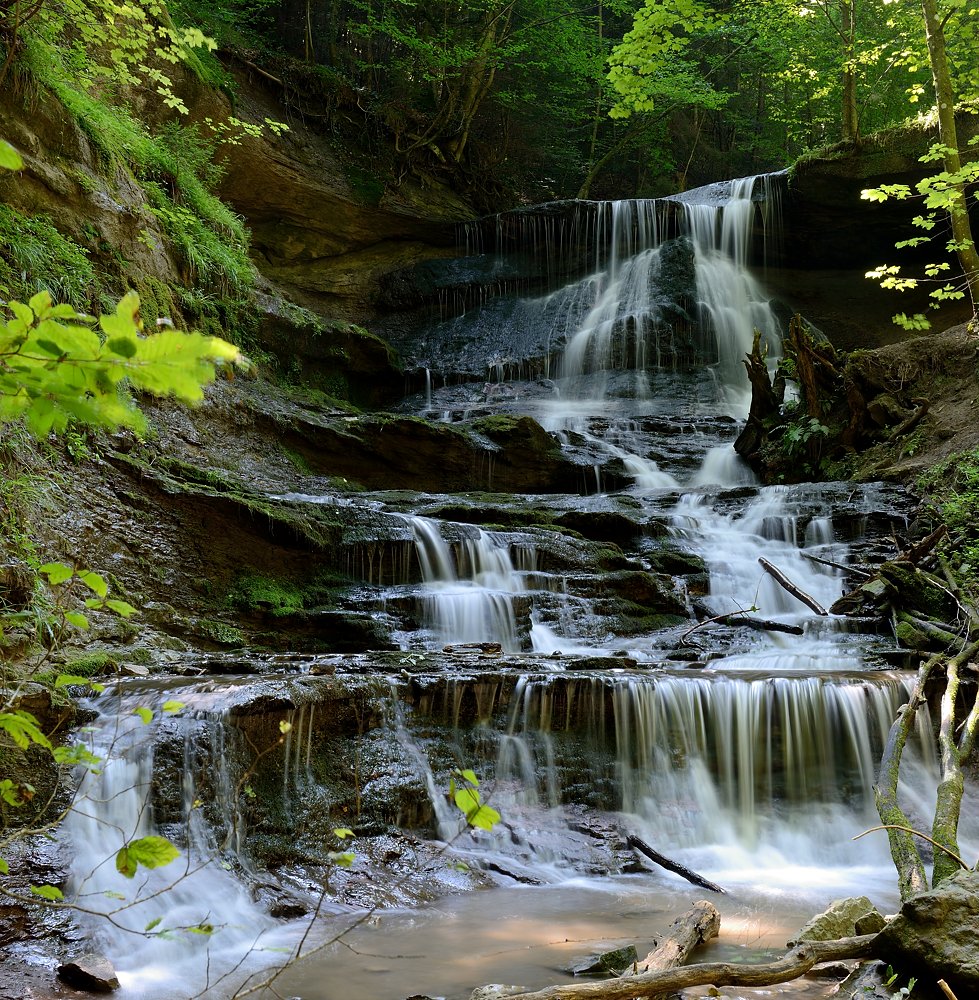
[20,35,253,298]
[0,206,95,306]
[917,447,979,581]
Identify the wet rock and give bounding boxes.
[643,546,707,577]
[788,895,883,946]
[854,909,886,936]
[599,571,689,617]
[568,944,639,976]
[874,868,979,995]
[471,986,527,1000]
[57,953,120,992]
[833,960,894,997]
[554,510,643,545]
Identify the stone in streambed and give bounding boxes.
[57,953,120,992]
[787,895,883,946]
[567,944,639,976]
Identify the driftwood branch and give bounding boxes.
[890,400,929,439]
[627,835,725,894]
[474,936,877,1000]
[634,901,720,974]
[758,558,828,615]
[801,552,871,578]
[901,524,948,565]
[681,610,803,642]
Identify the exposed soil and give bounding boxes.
[849,323,979,482]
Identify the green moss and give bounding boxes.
[63,651,118,675]
[23,37,253,300]
[0,206,96,307]
[133,275,180,327]
[198,619,245,645]
[228,574,306,618]
[917,448,979,583]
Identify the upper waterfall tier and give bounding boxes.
[381,173,788,407]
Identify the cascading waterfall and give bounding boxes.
[406,515,535,651]
[64,692,290,998]
[482,671,939,891]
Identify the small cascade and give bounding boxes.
[672,487,849,628]
[64,692,289,998]
[483,671,937,890]
[406,516,535,651]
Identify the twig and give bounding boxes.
[852,824,969,869]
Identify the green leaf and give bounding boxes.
[76,571,108,598]
[161,700,185,715]
[34,339,65,357]
[105,599,137,617]
[0,857,8,875]
[133,707,153,725]
[64,611,90,630]
[115,847,137,879]
[188,923,215,935]
[39,562,74,586]
[456,769,479,786]
[328,851,355,868]
[107,336,138,358]
[0,140,23,171]
[145,917,162,931]
[0,711,51,750]
[103,890,126,900]
[30,884,64,900]
[127,835,180,871]
[332,827,354,840]
[466,803,501,831]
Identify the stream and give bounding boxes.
[62,177,978,999]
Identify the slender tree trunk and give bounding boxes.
[931,652,965,886]
[841,0,859,140]
[920,0,979,320]
[875,656,933,900]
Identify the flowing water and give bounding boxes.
[62,176,975,1000]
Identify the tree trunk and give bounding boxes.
[841,0,859,140]
[875,656,935,900]
[920,0,979,321]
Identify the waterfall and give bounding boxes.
[482,671,939,890]
[406,515,534,651]
[64,692,291,997]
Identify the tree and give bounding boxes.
[918,0,979,320]
[863,0,979,329]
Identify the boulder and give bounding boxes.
[567,944,639,977]
[57,953,120,992]
[874,868,979,995]
[788,895,883,946]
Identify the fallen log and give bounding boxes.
[471,935,877,1000]
[728,615,804,636]
[633,901,720,974]
[901,524,947,566]
[626,835,725,894]
[801,552,872,578]
[758,558,828,615]
[890,400,929,439]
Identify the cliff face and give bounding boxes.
[0,62,472,330]
[212,69,471,319]
[771,115,979,348]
